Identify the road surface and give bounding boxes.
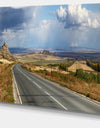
[12,64,100,114]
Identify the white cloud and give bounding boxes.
[56,5,100,29]
[92,19,99,28]
[2,29,15,40]
[68,5,88,22]
[71,42,78,47]
[33,12,36,18]
[56,6,67,21]
[42,20,47,24]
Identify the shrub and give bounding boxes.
[0,61,3,64]
[87,59,100,72]
[44,69,48,75]
[75,69,84,78]
[75,69,100,83]
[47,64,59,67]
[59,63,67,71]
[97,73,100,83]
[86,93,90,97]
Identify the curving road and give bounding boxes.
[12,64,100,114]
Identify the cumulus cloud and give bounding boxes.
[56,6,67,22]
[56,5,100,29]
[92,19,100,28]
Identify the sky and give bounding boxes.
[0,4,100,50]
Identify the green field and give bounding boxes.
[21,59,70,66]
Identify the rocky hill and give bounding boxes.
[0,42,16,61]
[41,50,56,56]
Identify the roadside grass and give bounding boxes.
[22,63,100,102]
[0,63,15,103]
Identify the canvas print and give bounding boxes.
[0,4,100,114]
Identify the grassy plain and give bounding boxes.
[16,53,67,64]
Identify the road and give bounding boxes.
[12,64,100,114]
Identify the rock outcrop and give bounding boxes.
[42,50,56,56]
[42,50,50,55]
[0,41,16,61]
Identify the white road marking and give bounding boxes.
[17,66,68,110]
[18,67,42,90]
[32,81,42,89]
[44,91,50,95]
[44,91,68,110]
[28,77,31,81]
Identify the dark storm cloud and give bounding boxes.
[0,6,36,33]
[0,7,24,32]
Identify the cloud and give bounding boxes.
[0,5,100,50]
[71,42,78,47]
[92,19,100,28]
[56,6,67,22]
[0,6,40,34]
[56,5,100,29]
[0,7,24,32]
[0,6,41,46]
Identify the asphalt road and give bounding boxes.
[12,64,100,114]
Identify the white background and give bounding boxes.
[0,0,100,6]
[0,0,100,128]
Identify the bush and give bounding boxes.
[0,61,3,64]
[59,63,67,71]
[97,73,100,83]
[47,64,59,67]
[75,69,84,78]
[44,69,48,75]
[75,69,100,83]
[86,93,90,97]
[87,59,100,72]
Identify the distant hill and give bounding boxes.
[0,45,100,60]
[55,47,99,52]
[0,42,16,61]
[2,46,99,55]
